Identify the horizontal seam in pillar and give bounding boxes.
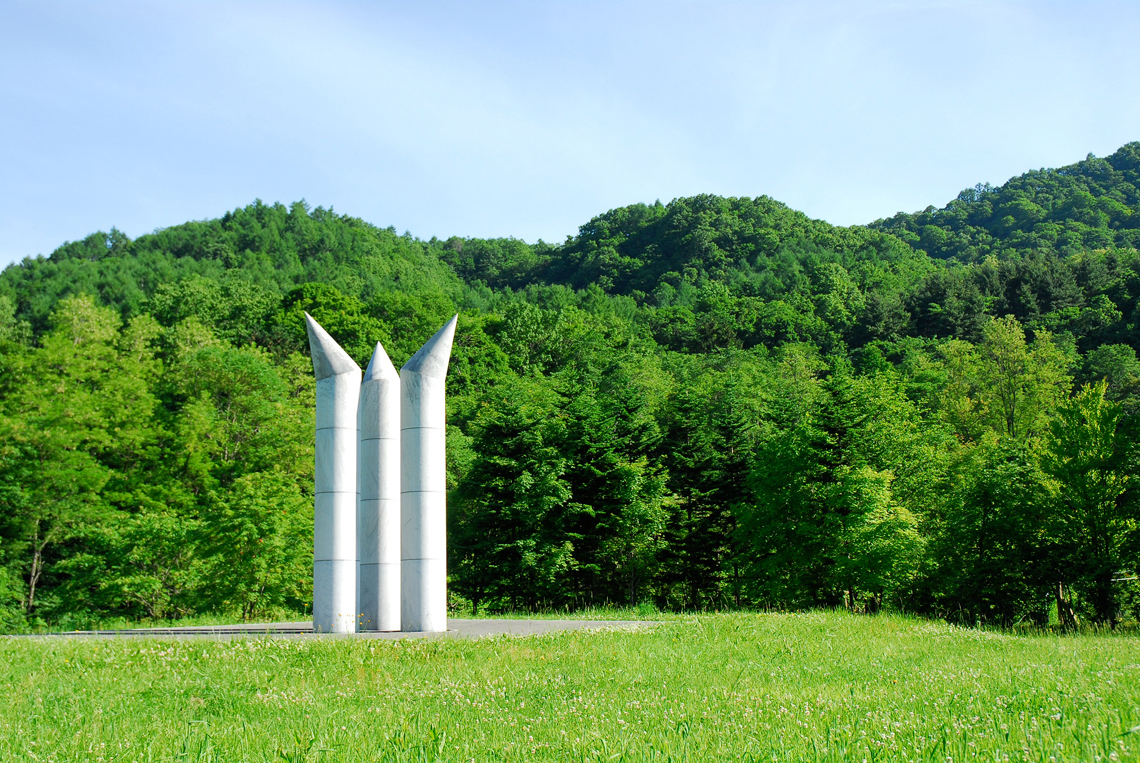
[401,558,446,562]
[315,491,360,496]
[400,426,447,431]
[359,437,400,441]
[316,427,360,432]
[399,490,447,494]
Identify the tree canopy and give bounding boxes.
[2,144,1140,629]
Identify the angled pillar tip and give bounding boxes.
[400,314,459,378]
[363,341,399,383]
[305,312,360,379]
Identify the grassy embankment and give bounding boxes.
[3,611,1139,761]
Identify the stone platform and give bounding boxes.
[20,618,646,640]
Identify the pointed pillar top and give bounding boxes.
[304,312,360,380]
[401,314,458,379]
[363,341,398,382]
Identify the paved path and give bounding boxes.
[14,619,647,640]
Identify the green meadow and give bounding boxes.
[3,612,1140,762]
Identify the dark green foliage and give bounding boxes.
[2,143,1140,629]
[449,377,574,612]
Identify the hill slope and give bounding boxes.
[0,143,1138,631]
[870,142,1140,262]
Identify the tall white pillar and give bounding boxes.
[400,315,458,632]
[305,313,360,634]
[357,341,401,632]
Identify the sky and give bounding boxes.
[2,0,1139,267]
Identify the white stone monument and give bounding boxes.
[306,313,360,634]
[306,313,457,634]
[357,341,401,631]
[400,315,458,633]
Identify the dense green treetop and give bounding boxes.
[512,194,921,293]
[1,200,463,335]
[870,142,1140,262]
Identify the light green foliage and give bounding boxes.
[1043,381,1132,624]
[939,316,1072,441]
[203,470,313,620]
[89,510,204,620]
[274,282,392,367]
[976,317,1072,439]
[0,295,313,627]
[0,293,30,345]
[168,343,310,487]
[0,296,153,617]
[3,612,1140,761]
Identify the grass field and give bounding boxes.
[3,611,1139,762]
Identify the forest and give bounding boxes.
[1,143,1139,631]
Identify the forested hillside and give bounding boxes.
[870,143,1140,262]
[2,145,1139,630]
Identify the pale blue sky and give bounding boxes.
[2,1,1138,266]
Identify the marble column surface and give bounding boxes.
[357,341,401,632]
[400,315,458,633]
[306,313,360,634]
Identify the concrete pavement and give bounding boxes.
[13,618,649,640]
